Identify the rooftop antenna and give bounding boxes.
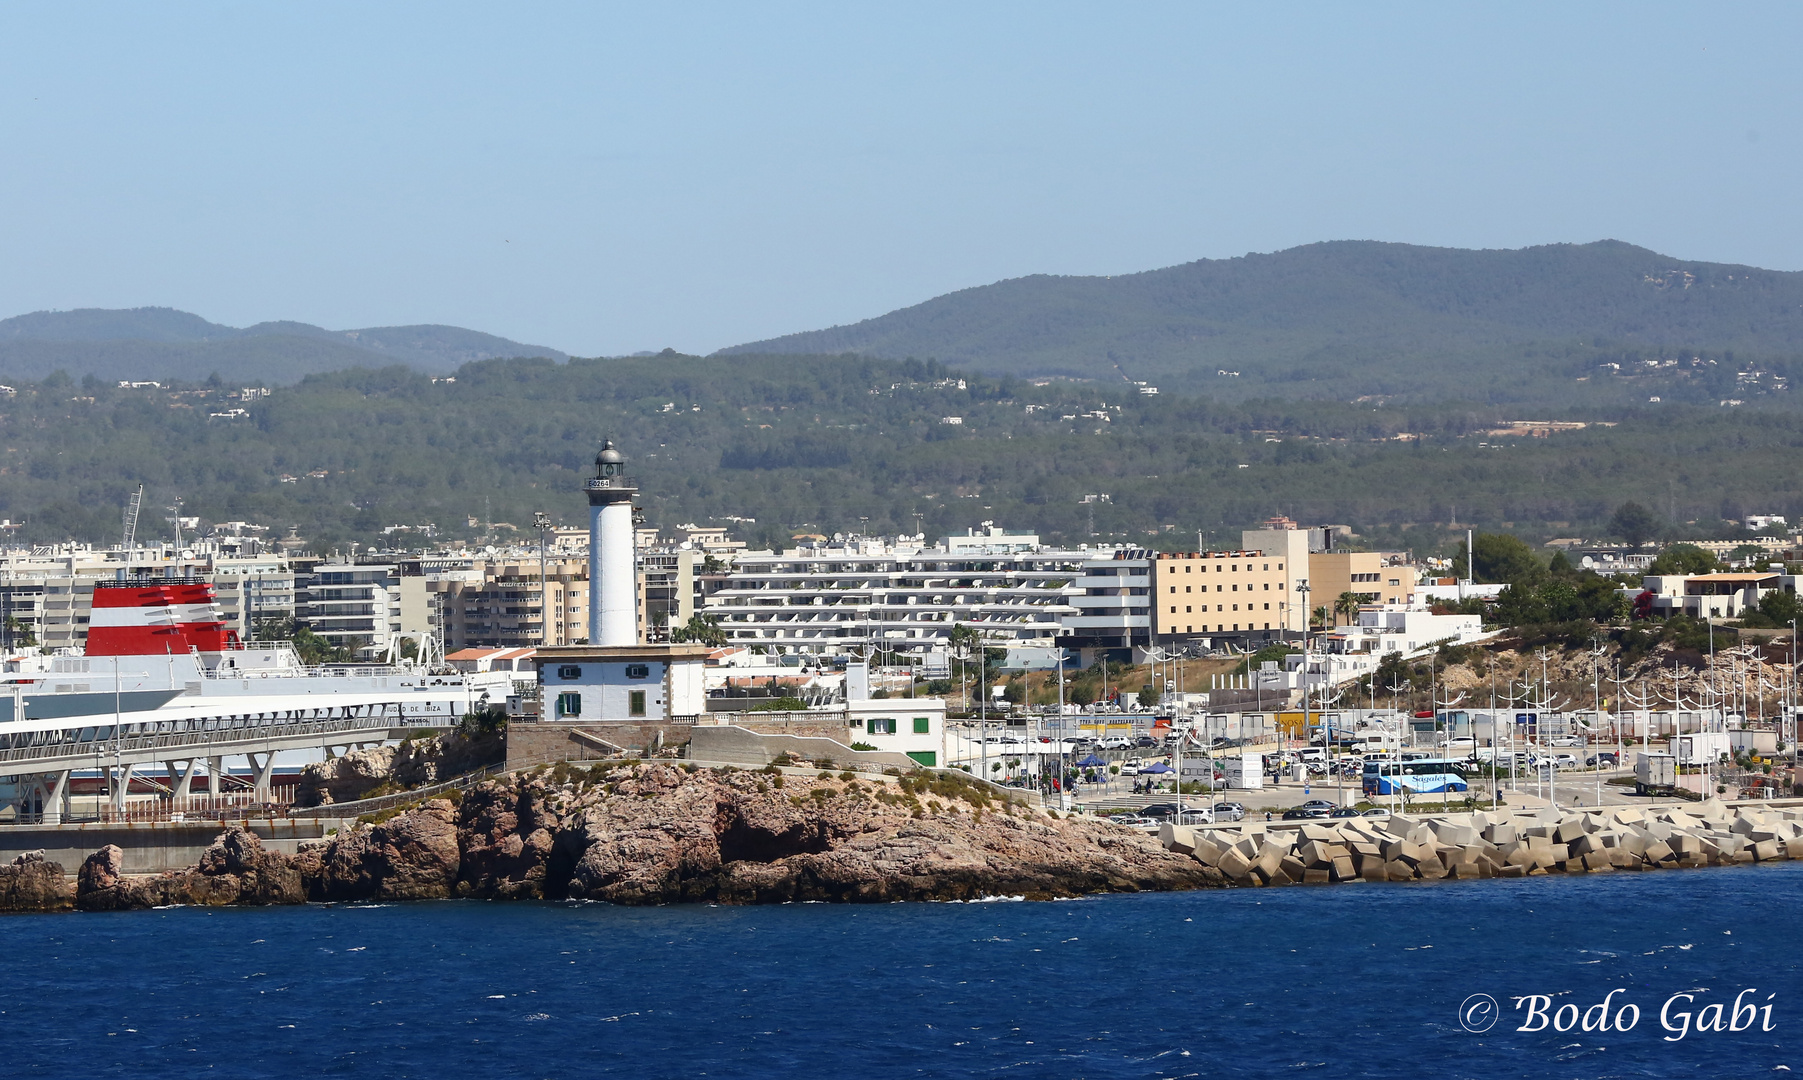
[121,485,144,550]
[168,497,184,550]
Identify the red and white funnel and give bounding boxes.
[86,579,240,656]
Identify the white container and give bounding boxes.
[1672,732,1730,766]
[1223,752,1264,790]
[1635,751,1676,788]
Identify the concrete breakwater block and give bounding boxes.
[1160,803,1803,887]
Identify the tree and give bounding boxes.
[458,703,509,737]
[1334,591,1360,626]
[1758,589,1803,627]
[1610,501,1660,550]
[1136,683,1158,708]
[947,622,1006,670]
[1648,543,1723,576]
[671,613,727,647]
[1470,533,1543,586]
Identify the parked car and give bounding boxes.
[1548,736,1583,747]
[1109,815,1161,832]
[1173,808,1215,825]
[1298,799,1337,813]
[1552,753,1580,770]
[1212,802,1246,822]
[1586,752,1619,768]
[1282,807,1331,820]
[1134,735,1158,748]
[1119,757,1145,775]
[1361,807,1392,819]
[1139,803,1180,820]
[1329,807,1364,818]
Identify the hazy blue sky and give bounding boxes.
[1,5,1797,354]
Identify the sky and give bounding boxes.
[1,4,1799,355]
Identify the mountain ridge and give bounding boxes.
[718,240,1803,398]
[0,306,566,384]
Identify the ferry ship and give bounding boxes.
[0,576,505,818]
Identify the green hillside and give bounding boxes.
[0,307,566,384]
[1,352,1797,557]
[719,241,1803,404]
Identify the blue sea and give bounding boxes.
[3,864,1801,1079]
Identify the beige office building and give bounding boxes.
[1307,551,1416,621]
[1150,550,1292,641]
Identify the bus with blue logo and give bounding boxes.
[1362,757,1469,796]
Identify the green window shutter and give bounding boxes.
[557,692,581,718]
[629,690,646,717]
[913,717,930,734]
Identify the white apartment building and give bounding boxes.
[1062,550,1152,661]
[704,529,1094,658]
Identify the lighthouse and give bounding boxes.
[584,440,638,646]
[533,439,708,731]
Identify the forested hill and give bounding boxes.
[0,307,566,385]
[3,353,1801,556]
[720,241,1803,401]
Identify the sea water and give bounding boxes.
[2,863,1800,1079]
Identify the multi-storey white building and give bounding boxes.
[703,527,1150,659]
[1062,550,1152,661]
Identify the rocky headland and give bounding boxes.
[1,762,1215,912]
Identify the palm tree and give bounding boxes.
[1311,605,1330,630]
[1335,591,1361,627]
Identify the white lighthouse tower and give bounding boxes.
[531,438,708,733]
[584,440,637,646]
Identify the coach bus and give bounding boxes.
[1362,757,1469,796]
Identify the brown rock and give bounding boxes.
[0,852,73,911]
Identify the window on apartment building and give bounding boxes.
[1263,563,1269,570]
[556,692,581,718]
[1232,584,1238,591]
[1217,604,1223,611]
[558,665,581,680]
[1389,579,1400,587]
[1216,584,1222,592]
[913,717,930,734]
[626,664,650,679]
[1185,585,1191,593]
[1170,606,1177,614]
[868,717,896,734]
[629,690,647,717]
[1263,603,1270,610]
[1263,583,1269,590]
[1185,605,1191,613]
